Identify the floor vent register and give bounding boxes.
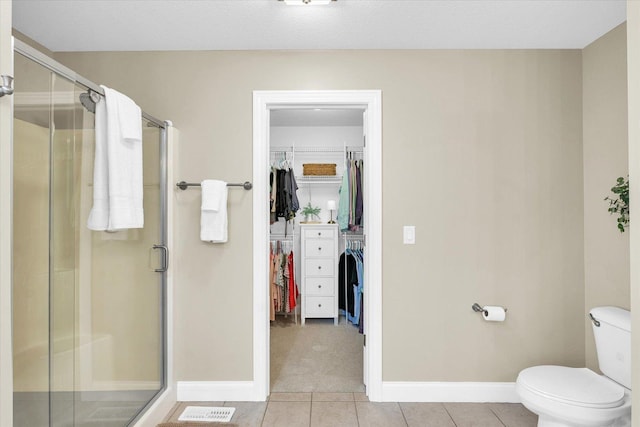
[178,406,236,423]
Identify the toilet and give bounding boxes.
[516,306,631,427]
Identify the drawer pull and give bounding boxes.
[318,247,322,251]
[318,266,322,270]
[318,285,322,288]
[318,232,321,236]
[318,304,322,307]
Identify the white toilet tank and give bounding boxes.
[591,306,631,389]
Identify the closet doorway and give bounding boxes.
[253,91,382,401]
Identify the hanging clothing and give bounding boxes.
[337,169,350,231]
[338,247,364,330]
[269,249,277,321]
[354,161,363,227]
[337,159,364,232]
[287,251,299,312]
[270,168,278,224]
[270,241,298,319]
[338,252,358,318]
[270,166,300,226]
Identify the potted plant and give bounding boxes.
[604,176,629,233]
[301,202,321,223]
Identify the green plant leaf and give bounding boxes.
[606,175,629,233]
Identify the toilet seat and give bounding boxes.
[518,366,625,409]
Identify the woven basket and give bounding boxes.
[303,163,337,176]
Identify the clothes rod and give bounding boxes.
[176,181,253,191]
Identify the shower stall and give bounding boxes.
[11,40,168,426]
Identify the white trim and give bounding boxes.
[253,93,271,401]
[175,380,519,404]
[0,25,13,427]
[177,381,259,402]
[381,382,520,403]
[252,90,383,401]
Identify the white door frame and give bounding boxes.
[0,6,13,426]
[252,90,382,401]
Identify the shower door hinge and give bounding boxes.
[363,334,366,346]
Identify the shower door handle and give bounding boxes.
[153,244,169,273]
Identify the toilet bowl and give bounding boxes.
[516,365,631,427]
[516,307,632,427]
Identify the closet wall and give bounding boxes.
[271,122,363,226]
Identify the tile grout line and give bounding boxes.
[488,405,507,427]
[260,400,269,427]
[397,402,410,427]
[441,403,459,427]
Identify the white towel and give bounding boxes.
[87,85,144,231]
[87,95,109,230]
[200,180,228,243]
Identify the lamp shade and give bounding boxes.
[327,200,337,210]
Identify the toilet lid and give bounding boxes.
[518,366,625,409]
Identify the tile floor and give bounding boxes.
[163,393,538,426]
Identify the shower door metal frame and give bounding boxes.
[12,38,169,426]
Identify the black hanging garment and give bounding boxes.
[338,252,358,318]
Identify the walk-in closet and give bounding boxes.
[269,108,366,393]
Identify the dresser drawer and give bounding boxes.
[304,239,335,257]
[305,258,334,277]
[305,278,335,296]
[305,296,335,317]
[303,228,335,239]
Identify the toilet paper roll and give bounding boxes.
[482,306,506,322]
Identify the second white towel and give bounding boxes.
[200,180,228,243]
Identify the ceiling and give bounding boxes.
[12,0,627,52]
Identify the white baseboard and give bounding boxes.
[177,381,519,403]
[177,381,260,402]
[380,382,519,403]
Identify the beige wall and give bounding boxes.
[56,49,585,383]
[582,24,630,372]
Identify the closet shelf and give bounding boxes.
[271,145,363,154]
[296,175,342,184]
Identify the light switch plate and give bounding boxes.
[403,226,416,244]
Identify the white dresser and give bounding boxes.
[300,224,339,325]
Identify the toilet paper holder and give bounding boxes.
[472,302,507,316]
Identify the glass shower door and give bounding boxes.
[13,46,166,427]
[68,113,165,426]
[12,49,54,427]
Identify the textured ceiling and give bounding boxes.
[12,0,626,52]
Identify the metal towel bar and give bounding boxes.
[176,181,253,190]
